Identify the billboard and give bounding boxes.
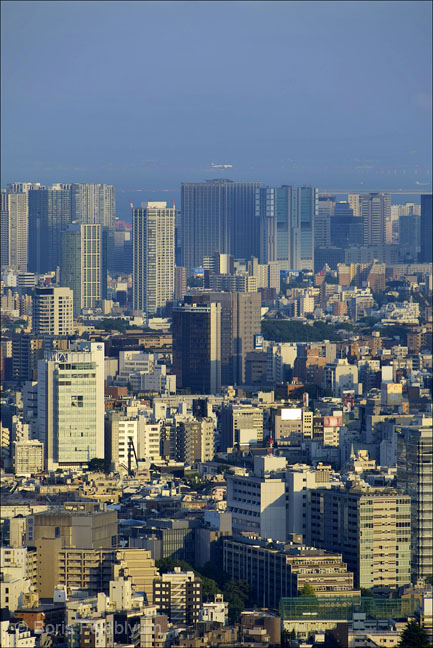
[323,415,343,427]
[342,390,355,413]
[281,408,302,421]
[254,334,264,350]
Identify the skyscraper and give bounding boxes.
[185,291,261,385]
[132,202,175,315]
[172,302,222,394]
[61,224,108,314]
[28,187,72,273]
[331,202,363,248]
[256,186,300,268]
[256,187,278,264]
[347,193,361,217]
[308,485,411,590]
[32,286,74,336]
[37,342,105,471]
[315,195,334,249]
[181,180,261,272]
[397,421,432,582]
[299,186,317,271]
[360,193,390,246]
[1,189,8,267]
[399,211,420,262]
[255,186,314,270]
[7,192,28,272]
[71,183,115,227]
[420,194,432,263]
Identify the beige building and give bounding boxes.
[32,286,74,336]
[176,418,214,465]
[34,539,158,602]
[7,192,28,271]
[13,440,44,476]
[308,483,412,590]
[27,503,118,549]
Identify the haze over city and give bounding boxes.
[2,0,432,214]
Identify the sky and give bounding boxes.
[1,0,432,216]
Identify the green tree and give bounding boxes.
[223,579,250,622]
[156,558,193,573]
[299,582,316,597]
[397,620,432,648]
[187,277,203,288]
[201,576,221,602]
[87,458,110,474]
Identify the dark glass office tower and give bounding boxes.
[256,186,301,269]
[28,188,72,273]
[172,302,222,394]
[181,180,261,272]
[420,194,432,263]
[331,202,363,247]
[399,210,420,262]
[299,186,317,271]
[184,291,261,386]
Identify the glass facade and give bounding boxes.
[54,361,98,464]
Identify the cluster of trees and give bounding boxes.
[96,318,146,333]
[261,319,343,343]
[156,558,250,622]
[87,458,111,474]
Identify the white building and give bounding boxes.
[0,575,32,613]
[116,351,175,394]
[106,412,139,471]
[226,455,287,541]
[323,358,359,397]
[199,594,228,625]
[71,183,115,227]
[32,286,74,336]
[37,342,105,470]
[132,202,175,315]
[0,613,37,647]
[285,463,333,538]
[138,422,162,462]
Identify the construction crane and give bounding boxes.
[127,437,138,476]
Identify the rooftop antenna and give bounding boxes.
[268,426,274,455]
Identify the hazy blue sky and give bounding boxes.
[1,0,432,213]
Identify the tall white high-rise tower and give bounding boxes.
[132,202,175,315]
